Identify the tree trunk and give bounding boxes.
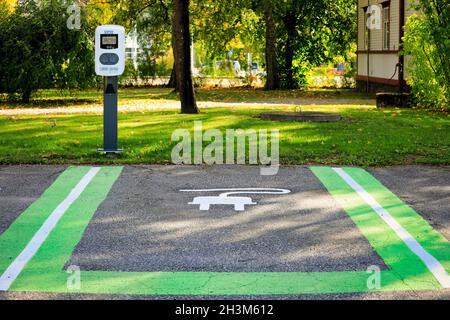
[264,0,279,90]
[167,19,178,90]
[21,89,31,103]
[167,62,177,89]
[173,0,198,114]
[284,12,296,89]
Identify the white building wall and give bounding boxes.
[357,0,411,83]
[358,0,423,85]
[358,53,400,79]
[125,31,140,68]
[358,0,402,51]
[390,0,400,51]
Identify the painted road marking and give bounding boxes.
[0,167,96,277]
[0,166,448,295]
[0,167,101,291]
[180,188,291,211]
[333,167,450,289]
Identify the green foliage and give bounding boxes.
[114,0,175,79]
[403,0,450,110]
[193,1,264,61]
[0,0,359,99]
[191,0,357,89]
[122,60,140,80]
[0,0,97,102]
[137,55,172,77]
[213,60,237,77]
[272,0,356,89]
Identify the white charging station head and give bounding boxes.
[95,25,126,77]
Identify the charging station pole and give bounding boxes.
[95,25,125,154]
[103,76,119,152]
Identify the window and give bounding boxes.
[363,7,370,50]
[383,4,390,50]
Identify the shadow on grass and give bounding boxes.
[1,88,376,109]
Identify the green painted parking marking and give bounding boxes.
[338,167,450,286]
[0,166,448,295]
[0,166,92,276]
[311,167,447,289]
[342,167,450,274]
[7,166,123,292]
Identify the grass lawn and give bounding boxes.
[0,88,448,166]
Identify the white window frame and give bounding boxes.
[364,8,370,50]
[383,5,390,50]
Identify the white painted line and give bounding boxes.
[0,167,101,291]
[333,168,450,289]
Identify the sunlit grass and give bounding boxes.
[0,92,448,166]
[0,87,375,109]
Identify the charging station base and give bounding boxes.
[97,148,123,154]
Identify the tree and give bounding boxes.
[168,17,178,90]
[2,0,16,11]
[403,0,450,110]
[115,0,199,105]
[197,0,356,90]
[263,0,279,90]
[173,0,198,113]
[0,0,96,102]
[114,0,174,81]
[269,0,356,89]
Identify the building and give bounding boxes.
[125,30,141,69]
[356,0,416,92]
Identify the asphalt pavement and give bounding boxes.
[0,164,448,300]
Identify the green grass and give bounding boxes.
[0,88,448,166]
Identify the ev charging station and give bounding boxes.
[95,25,125,153]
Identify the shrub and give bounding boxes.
[0,1,96,102]
[403,1,450,110]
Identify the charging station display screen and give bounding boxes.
[95,25,125,76]
[100,35,118,49]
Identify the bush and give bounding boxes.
[403,1,450,110]
[0,1,96,102]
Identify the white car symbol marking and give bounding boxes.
[180,188,291,212]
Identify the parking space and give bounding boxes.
[68,166,386,273]
[0,165,449,298]
[0,166,66,234]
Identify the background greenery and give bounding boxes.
[0,0,99,102]
[0,0,357,99]
[403,0,450,111]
